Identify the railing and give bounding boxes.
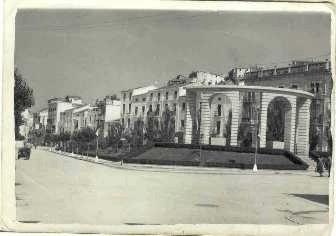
[245,62,330,80]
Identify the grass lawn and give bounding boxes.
[126,147,306,170]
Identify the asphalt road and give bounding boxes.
[16,149,329,225]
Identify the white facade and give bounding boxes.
[19,109,34,138]
[47,96,83,134]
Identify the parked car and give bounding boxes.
[18,147,31,160]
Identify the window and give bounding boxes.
[278,85,284,88]
[156,104,160,113]
[166,91,169,100]
[142,106,145,113]
[123,93,126,101]
[123,104,125,114]
[182,102,186,111]
[127,118,130,127]
[149,104,153,112]
[158,93,161,101]
[311,82,320,94]
[129,104,131,113]
[174,91,178,99]
[135,107,138,115]
[165,104,168,110]
[181,120,185,128]
[291,84,298,89]
[129,93,132,100]
[142,97,146,102]
[150,93,153,101]
[173,103,177,112]
[217,104,222,116]
[135,98,138,102]
[216,121,221,135]
[316,83,320,93]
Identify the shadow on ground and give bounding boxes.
[289,193,329,205]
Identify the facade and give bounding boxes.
[19,109,34,138]
[120,72,228,142]
[59,104,100,133]
[120,85,158,129]
[95,96,121,137]
[33,108,48,130]
[46,96,84,134]
[242,60,332,152]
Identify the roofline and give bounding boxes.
[184,85,314,99]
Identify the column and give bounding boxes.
[295,98,311,157]
[284,96,296,152]
[184,91,196,144]
[229,91,240,146]
[259,92,270,148]
[200,92,211,144]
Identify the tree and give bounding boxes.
[14,68,35,140]
[267,100,286,142]
[160,107,176,142]
[59,131,71,150]
[133,118,145,147]
[28,127,45,146]
[107,122,123,151]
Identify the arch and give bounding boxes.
[266,96,292,150]
[209,94,232,146]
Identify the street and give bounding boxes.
[16,149,329,225]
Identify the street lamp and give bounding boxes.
[95,128,99,162]
[253,107,260,172]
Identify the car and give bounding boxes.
[18,147,31,160]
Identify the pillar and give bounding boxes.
[229,91,240,146]
[185,91,196,144]
[200,92,211,144]
[259,92,268,148]
[284,98,296,152]
[295,98,311,157]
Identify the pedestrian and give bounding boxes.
[316,157,324,177]
[325,156,332,177]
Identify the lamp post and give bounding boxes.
[95,128,99,162]
[253,107,260,172]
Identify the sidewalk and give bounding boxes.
[42,148,318,176]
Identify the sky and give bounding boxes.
[15,10,331,112]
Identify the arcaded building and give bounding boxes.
[183,85,314,161]
[241,60,332,152]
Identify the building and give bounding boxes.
[120,85,158,129]
[19,109,34,138]
[46,96,84,134]
[95,96,121,137]
[183,84,314,163]
[33,108,48,130]
[59,104,100,133]
[242,60,332,152]
[120,72,229,142]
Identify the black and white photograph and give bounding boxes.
[8,2,334,234]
